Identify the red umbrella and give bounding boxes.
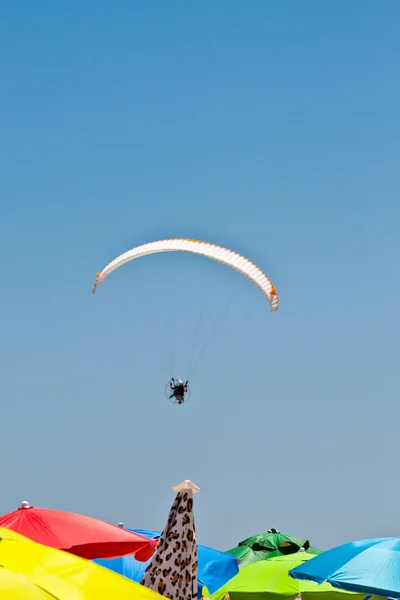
[0,501,157,560]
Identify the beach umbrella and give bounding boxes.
[289,537,400,598]
[0,568,59,600]
[226,528,321,567]
[211,550,366,600]
[140,480,199,600]
[0,526,166,600]
[0,501,156,560]
[95,527,238,596]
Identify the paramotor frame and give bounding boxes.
[164,381,191,405]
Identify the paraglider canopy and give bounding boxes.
[92,238,278,312]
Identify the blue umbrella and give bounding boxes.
[95,528,239,598]
[289,537,400,598]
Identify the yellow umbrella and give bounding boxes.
[0,568,61,599]
[0,527,162,600]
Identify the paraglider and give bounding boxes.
[92,238,278,404]
[167,378,189,405]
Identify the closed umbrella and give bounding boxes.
[140,480,199,600]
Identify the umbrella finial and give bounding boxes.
[19,500,31,509]
[117,522,124,528]
[299,547,306,553]
[173,480,200,493]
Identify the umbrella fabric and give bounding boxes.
[0,569,59,600]
[210,551,366,600]
[0,526,165,600]
[0,501,156,560]
[289,537,400,599]
[226,528,321,568]
[141,480,199,600]
[95,528,238,596]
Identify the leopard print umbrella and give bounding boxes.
[141,481,200,600]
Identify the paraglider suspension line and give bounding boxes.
[188,296,233,378]
[186,287,208,379]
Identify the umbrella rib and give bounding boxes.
[38,517,71,550]
[35,583,64,600]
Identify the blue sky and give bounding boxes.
[0,0,399,554]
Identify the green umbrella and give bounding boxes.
[210,551,366,600]
[226,529,321,568]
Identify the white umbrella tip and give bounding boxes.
[19,501,31,509]
[118,522,124,528]
[299,547,306,553]
[173,480,200,493]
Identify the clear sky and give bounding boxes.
[0,1,399,554]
